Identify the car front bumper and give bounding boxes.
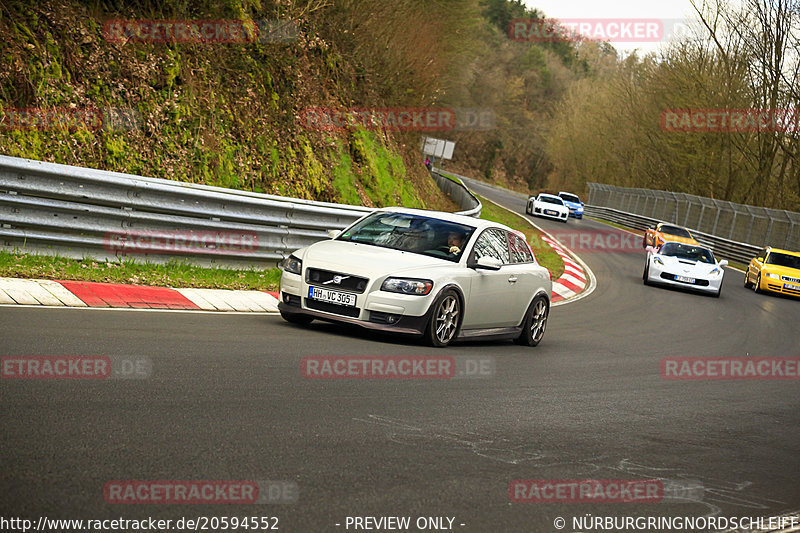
[533,207,569,220]
[648,264,723,293]
[279,271,434,335]
[759,276,800,297]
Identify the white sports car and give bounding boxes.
[526,193,569,222]
[278,208,552,347]
[643,242,728,297]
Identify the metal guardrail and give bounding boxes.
[429,169,482,218]
[584,205,761,264]
[0,156,481,268]
[587,183,800,251]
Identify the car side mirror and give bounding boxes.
[327,229,340,239]
[756,257,764,262]
[580,202,585,206]
[469,256,503,271]
[719,260,728,267]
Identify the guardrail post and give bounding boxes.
[764,217,774,246]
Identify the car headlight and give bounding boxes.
[709,267,721,276]
[653,257,664,265]
[281,255,302,275]
[381,277,433,296]
[764,272,780,279]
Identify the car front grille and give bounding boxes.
[306,268,368,293]
[305,298,360,318]
[781,275,800,284]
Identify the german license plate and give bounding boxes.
[308,286,356,306]
[675,275,695,283]
[545,210,558,216]
[783,283,800,290]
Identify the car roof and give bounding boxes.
[537,193,562,200]
[558,191,579,197]
[372,207,506,231]
[658,222,691,231]
[766,247,800,257]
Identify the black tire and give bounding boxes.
[642,234,648,248]
[515,295,549,347]
[424,289,461,347]
[754,273,762,293]
[643,262,651,285]
[743,271,752,288]
[713,282,722,298]
[280,311,313,326]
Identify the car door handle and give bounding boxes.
[508,276,518,283]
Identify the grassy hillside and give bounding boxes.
[0,0,456,211]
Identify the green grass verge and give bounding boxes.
[476,194,565,280]
[0,251,282,290]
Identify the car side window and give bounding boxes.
[508,232,534,263]
[473,229,510,264]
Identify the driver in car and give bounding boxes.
[447,232,465,255]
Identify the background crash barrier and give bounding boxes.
[0,155,480,269]
[587,182,800,252]
[429,170,482,218]
[583,205,762,264]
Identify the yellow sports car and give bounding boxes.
[643,223,700,248]
[744,247,800,297]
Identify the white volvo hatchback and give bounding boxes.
[278,208,552,347]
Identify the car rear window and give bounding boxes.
[509,232,534,263]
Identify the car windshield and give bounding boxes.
[560,193,580,203]
[539,196,564,205]
[660,225,692,239]
[659,242,715,264]
[337,212,476,262]
[765,252,800,269]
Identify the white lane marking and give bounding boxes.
[177,288,236,311]
[174,288,220,311]
[563,264,586,279]
[37,280,88,307]
[559,272,587,288]
[234,290,280,312]
[15,279,65,306]
[0,288,16,304]
[552,284,577,298]
[0,278,42,305]
[220,290,264,312]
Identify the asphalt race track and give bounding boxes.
[2,180,799,532]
